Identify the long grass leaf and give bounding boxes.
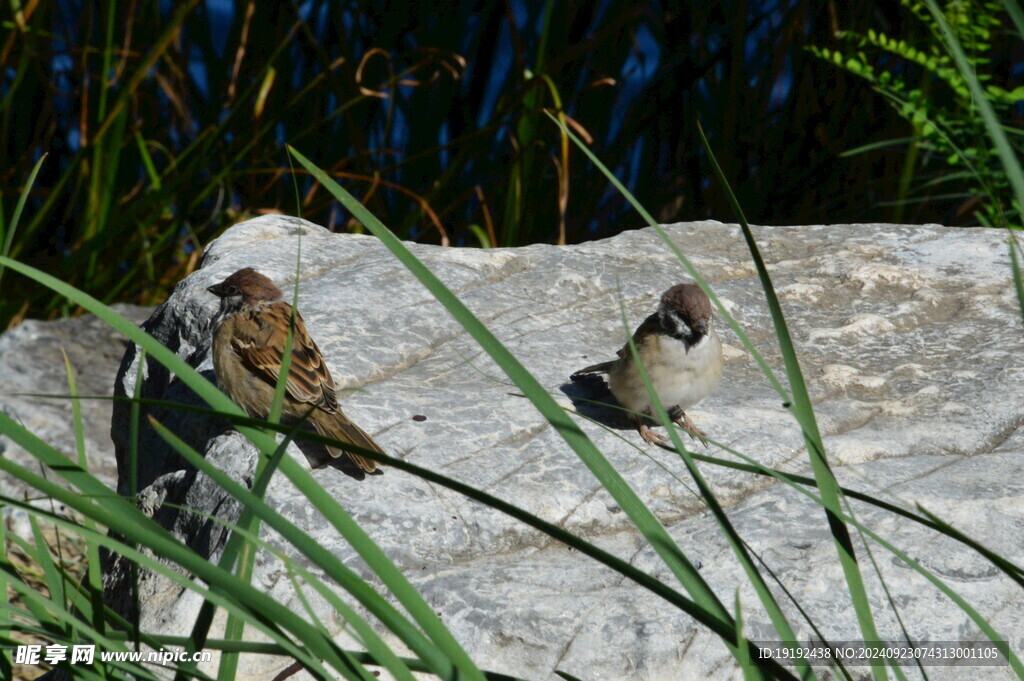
[1010,236,1024,324]
[63,351,108,650]
[0,432,358,681]
[615,292,810,680]
[544,112,884,677]
[149,451,421,681]
[693,123,884,674]
[287,146,750,652]
[0,152,46,294]
[923,0,1024,213]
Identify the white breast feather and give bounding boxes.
[607,330,723,415]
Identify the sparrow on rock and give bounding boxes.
[571,283,723,446]
[207,268,385,480]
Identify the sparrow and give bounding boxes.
[207,268,385,480]
[571,283,723,446]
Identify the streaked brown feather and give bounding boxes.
[226,300,379,474]
[571,314,663,380]
[614,313,660,360]
[231,302,339,411]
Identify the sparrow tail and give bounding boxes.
[311,417,386,480]
[570,360,614,381]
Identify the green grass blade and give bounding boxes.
[542,111,883,678]
[923,0,1024,214]
[0,504,303,681]
[28,514,69,630]
[998,0,1024,39]
[287,145,748,656]
[681,437,1023,676]
[144,417,473,681]
[1,523,223,681]
[0,506,8,679]
[134,131,163,190]
[0,432,352,681]
[157,491,421,681]
[735,590,758,681]
[0,152,46,294]
[0,575,162,681]
[1010,236,1024,325]
[695,121,885,679]
[63,350,108,650]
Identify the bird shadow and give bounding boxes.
[559,374,637,433]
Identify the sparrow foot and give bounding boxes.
[636,423,667,446]
[633,413,667,445]
[672,410,709,447]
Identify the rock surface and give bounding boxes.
[0,304,152,501]
[98,215,1024,680]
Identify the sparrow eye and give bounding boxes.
[226,285,239,296]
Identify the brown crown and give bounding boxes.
[660,283,711,322]
[209,267,284,303]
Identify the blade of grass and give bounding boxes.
[612,290,812,681]
[545,111,885,679]
[287,146,749,657]
[145,416,484,681]
[0,507,319,681]
[215,238,302,681]
[63,350,108,652]
[0,432,364,681]
[1,526,222,681]
[736,591,757,681]
[154,481,424,681]
[0,152,46,295]
[670,435,1023,675]
[693,121,884,678]
[1010,235,1024,324]
[0,499,8,680]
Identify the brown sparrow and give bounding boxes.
[571,283,723,446]
[207,268,385,480]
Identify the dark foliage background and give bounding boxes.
[1,0,1017,328]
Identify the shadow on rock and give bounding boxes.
[559,374,635,433]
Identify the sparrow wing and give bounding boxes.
[232,302,340,411]
[571,313,663,379]
[570,360,614,379]
[614,312,661,361]
[230,302,385,479]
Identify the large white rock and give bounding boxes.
[0,304,150,498]
[95,215,1023,680]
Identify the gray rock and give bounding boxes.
[0,304,152,498]
[105,215,1023,680]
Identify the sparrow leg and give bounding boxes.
[634,414,667,445]
[670,408,709,447]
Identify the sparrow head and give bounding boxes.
[207,268,283,313]
[659,283,713,340]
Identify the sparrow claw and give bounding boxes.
[672,411,709,447]
[637,423,667,446]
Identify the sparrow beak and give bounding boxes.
[694,320,709,336]
[207,283,225,297]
